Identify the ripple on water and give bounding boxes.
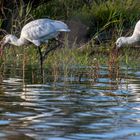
[0,65,140,139]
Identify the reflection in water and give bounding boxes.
[0,65,140,139]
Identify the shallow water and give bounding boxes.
[0,65,140,140]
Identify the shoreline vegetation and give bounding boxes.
[0,0,140,77]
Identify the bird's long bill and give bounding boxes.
[0,40,5,56]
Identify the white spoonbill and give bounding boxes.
[0,18,70,74]
[116,20,140,48]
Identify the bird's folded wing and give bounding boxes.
[21,22,56,40]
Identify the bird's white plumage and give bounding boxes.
[2,18,70,47]
[116,20,140,48]
[21,19,69,40]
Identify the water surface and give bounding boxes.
[0,65,140,140]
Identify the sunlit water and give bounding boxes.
[0,65,140,140]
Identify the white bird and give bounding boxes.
[1,18,70,75]
[1,18,70,47]
[116,20,140,48]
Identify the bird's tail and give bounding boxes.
[58,28,70,32]
[52,21,70,32]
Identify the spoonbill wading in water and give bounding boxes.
[0,18,70,74]
[116,20,140,48]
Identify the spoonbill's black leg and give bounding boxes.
[35,39,64,82]
[37,46,43,76]
[42,39,63,61]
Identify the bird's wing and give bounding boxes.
[21,19,56,40]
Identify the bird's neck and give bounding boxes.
[125,36,138,45]
[11,37,26,46]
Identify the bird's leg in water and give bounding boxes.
[37,46,43,76]
[42,39,63,61]
[36,39,63,79]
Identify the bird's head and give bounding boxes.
[1,34,17,46]
[0,34,17,55]
[115,37,125,48]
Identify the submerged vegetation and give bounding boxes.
[0,0,140,80]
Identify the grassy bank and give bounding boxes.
[31,0,140,37]
[1,43,140,69]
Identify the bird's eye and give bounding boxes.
[116,42,119,46]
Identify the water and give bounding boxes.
[0,65,140,140]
